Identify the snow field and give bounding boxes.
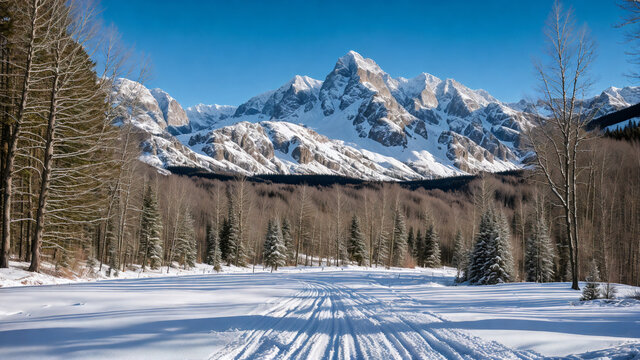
[0,266,639,359]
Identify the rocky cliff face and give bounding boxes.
[112,51,640,180]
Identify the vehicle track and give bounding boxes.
[211,278,540,360]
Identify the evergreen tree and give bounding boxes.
[468,207,514,285]
[373,231,388,267]
[525,214,555,282]
[218,218,230,262]
[452,230,466,279]
[139,185,163,270]
[467,207,495,284]
[263,219,287,272]
[390,207,407,267]
[347,215,368,266]
[422,216,441,268]
[407,227,415,260]
[206,223,222,272]
[414,229,423,262]
[581,260,602,301]
[281,218,294,264]
[225,199,245,266]
[174,209,196,269]
[483,212,515,284]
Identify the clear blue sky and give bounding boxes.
[99,0,633,107]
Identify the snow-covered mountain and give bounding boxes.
[112,51,640,180]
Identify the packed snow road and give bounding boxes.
[0,268,639,359]
[214,276,537,360]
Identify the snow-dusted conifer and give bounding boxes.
[483,212,514,284]
[174,209,196,269]
[390,207,407,267]
[452,230,466,279]
[468,206,513,285]
[422,215,441,268]
[218,218,230,262]
[263,219,287,272]
[373,231,388,267]
[206,224,222,272]
[225,200,245,266]
[139,185,163,270]
[414,229,423,263]
[525,214,555,282]
[407,227,415,260]
[467,207,495,284]
[348,215,368,266]
[581,260,602,301]
[281,218,294,264]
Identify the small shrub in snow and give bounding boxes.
[601,282,617,300]
[581,260,602,301]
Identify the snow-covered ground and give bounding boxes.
[0,265,639,359]
[0,260,254,287]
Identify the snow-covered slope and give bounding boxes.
[1,268,639,359]
[113,51,640,180]
[185,104,237,132]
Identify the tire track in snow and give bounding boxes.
[211,277,541,360]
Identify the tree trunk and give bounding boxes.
[29,66,59,273]
[1,2,39,267]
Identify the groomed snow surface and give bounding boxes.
[1,264,639,359]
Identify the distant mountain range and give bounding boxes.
[112,51,640,180]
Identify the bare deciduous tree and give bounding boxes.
[525,1,596,290]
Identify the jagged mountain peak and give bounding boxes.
[233,75,323,120]
[150,88,189,128]
[112,53,640,181]
[334,50,385,76]
[287,75,323,92]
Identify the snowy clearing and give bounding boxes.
[0,266,639,359]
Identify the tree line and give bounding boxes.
[0,0,638,290]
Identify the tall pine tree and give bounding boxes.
[225,195,245,266]
[414,229,423,263]
[452,230,466,280]
[422,214,441,268]
[281,218,294,265]
[390,207,407,267]
[263,219,287,272]
[206,223,222,272]
[468,207,514,285]
[525,214,555,282]
[138,185,163,270]
[407,227,415,260]
[174,209,196,269]
[347,215,368,266]
[483,212,514,284]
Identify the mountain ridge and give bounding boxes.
[112,51,640,180]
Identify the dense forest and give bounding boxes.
[0,0,638,290]
[604,120,640,142]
